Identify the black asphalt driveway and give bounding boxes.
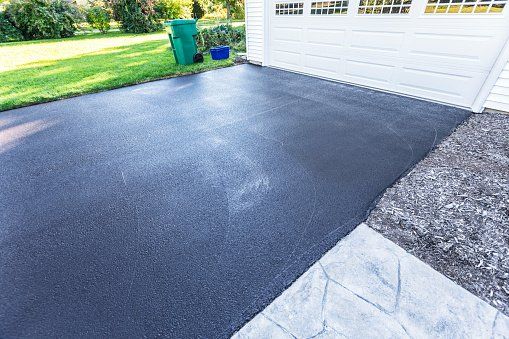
[0,65,469,338]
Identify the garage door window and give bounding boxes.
[311,1,349,15]
[424,0,507,14]
[358,0,412,14]
[275,2,304,15]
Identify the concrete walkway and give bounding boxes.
[233,224,509,338]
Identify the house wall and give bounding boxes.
[484,60,509,112]
[245,0,264,64]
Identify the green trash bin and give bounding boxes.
[164,19,198,65]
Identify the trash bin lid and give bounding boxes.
[166,19,197,26]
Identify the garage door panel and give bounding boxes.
[269,0,509,109]
[348,45,401,59]
[272,50,302,67]
[407,47,481,66]
[341,53,402,67]
[302,43,342,59]
[396,67,484,107]
[304,19,349,29]
[303,54,341,76]
[409,30,500,70]
[306,28,346,47]
[273,27,303,42]
[344,60,395,85]
[272,40,302,55]
[349,30,405,53]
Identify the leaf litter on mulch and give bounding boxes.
[366,112,509,315]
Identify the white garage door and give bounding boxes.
[268,0,509,110]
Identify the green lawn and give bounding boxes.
[0,31,235,111]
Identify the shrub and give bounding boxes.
[112,0,161,33]
[197,24,245,52]
[5,0,82,40]
[154,0,192,20]
[0,11,23,42]
[86,6,111,33]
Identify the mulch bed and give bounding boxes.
[366,112,509,315]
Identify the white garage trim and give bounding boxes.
[245,0,509,111]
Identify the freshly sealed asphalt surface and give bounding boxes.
[0,64,469,338]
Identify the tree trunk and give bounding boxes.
[226,1,231,20]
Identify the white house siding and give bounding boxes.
[245,0,264,64]
[484,61,509,112]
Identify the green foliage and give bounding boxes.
[112,0,162,33]
[86,6,111,33]
[5,0,82,40]
[231,0,243,19]
[0,11,23,42]
[192,0,203,18]
[197,23,244,52]
[210,0,243,19]
[199,0,243,20]
[154,0,191,20]
[201,3,225,20]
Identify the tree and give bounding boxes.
[154,0,192,20]
[86,5,111,33]
[5,0,82,40]
[192,0,203,18]
[211,0,242,20]
[112,0,161,33]
[0,11,23,42]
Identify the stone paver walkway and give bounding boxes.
[233,224,509,338]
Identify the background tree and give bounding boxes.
[211,0,242,20]
[191,0,203,18]
[112,0,161,33]
[86,5,110,33]
[154,0,192,20]
[0,10,23,42]
[5,0,82,40]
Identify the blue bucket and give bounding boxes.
[210,46,230,60]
